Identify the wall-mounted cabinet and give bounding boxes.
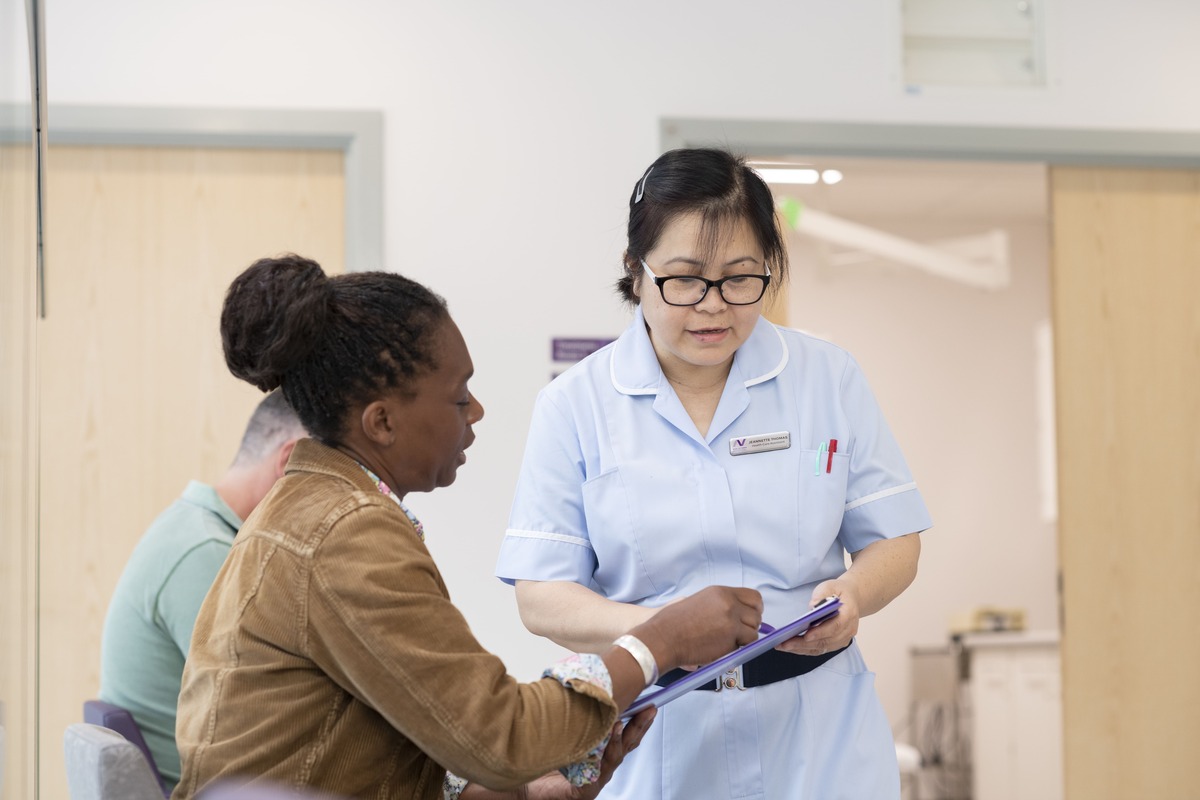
[902,0,1045,88]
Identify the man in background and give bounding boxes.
[99,390,305,792]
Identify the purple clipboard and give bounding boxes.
[621,596,842,719]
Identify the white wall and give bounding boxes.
[1,0,27,100]
[31,0,1200,732]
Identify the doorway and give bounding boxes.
[753,153,1055,800]
[666,118,1200,800]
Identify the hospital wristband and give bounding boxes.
[612,634,659,687]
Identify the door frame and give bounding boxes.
[2,104,383,270]
[661,118,1200,167]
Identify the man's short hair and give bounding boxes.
[232,390,305,467]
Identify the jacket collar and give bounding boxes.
[609,305,789,396]
[285,438,381,496]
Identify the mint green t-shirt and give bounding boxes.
[99,481,240,790]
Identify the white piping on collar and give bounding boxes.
[610,348,658,395]
[610,316,790,394]
[743,322,789,387]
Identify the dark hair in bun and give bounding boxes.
[220,254,449,444]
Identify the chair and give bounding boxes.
[896,741,922,800]
[63,723,166,800]
[83,699,169,796]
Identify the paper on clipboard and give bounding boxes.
[621,596,842,719]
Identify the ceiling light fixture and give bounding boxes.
[755,167,820,185]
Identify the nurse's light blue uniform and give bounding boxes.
[496,308,932,799]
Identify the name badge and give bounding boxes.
[729,431,791,456]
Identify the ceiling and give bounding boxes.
[752,156,1049,225]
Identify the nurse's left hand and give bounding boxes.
[775,579,860,657]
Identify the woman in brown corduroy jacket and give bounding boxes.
[173,254,763,800]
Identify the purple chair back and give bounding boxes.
[83,699,169,796]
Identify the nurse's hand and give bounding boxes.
[777,534,921,656]
[776,579,860,657]
[632,585,763,671]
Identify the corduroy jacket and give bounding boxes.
[173,439,616,799]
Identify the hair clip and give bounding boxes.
[634,167,653,203]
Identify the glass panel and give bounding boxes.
[0,1,42,798]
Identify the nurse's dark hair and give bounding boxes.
[617,147,788,305]
[220,254,449,445]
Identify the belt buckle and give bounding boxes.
[714,664,745,692]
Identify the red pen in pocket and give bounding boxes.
[826,439,837,473]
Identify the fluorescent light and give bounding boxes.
[756,167,820,185]
[821,169,843,185]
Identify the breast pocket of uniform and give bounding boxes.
[797,445,850,532]
[729,444,850,586]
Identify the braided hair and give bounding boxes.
[220,254,449,444]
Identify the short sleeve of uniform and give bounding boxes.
[495,390,598,587]
[837,356,932,553]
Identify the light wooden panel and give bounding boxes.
[1,143,39,800]
[1051,166,1200,800]
[38,145,345,800]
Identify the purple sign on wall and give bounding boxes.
[552,337,615,363]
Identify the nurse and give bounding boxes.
[496,148,932,799]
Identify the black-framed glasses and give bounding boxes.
[641,260,771,306]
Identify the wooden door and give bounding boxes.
[1,141,40,800]
[38,144,345,800]
[1050,166,1200,799]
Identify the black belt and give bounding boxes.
[656,643,850,691]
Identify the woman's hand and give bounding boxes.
[633,585,763,670]
[520,709,657,800]
[603,585,761,711]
